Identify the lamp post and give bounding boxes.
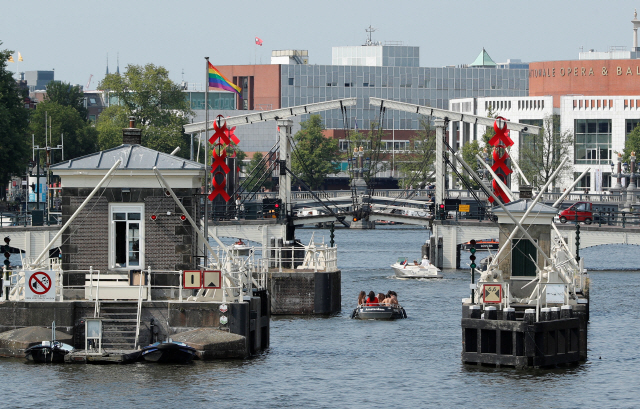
[610,152,638,209]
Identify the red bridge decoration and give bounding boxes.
[488,117,513,204]
[208,115,239,202]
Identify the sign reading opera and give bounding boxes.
[529,60,640,106]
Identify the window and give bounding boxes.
[339,140,350,152]
[519,119,543,155]
[626,119,640,137]
[288,78,294,86]
[574,119,611,165]
[110,204,144,269]
[573,172,591,191]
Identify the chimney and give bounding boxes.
[122,116,142,145]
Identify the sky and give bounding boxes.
[3,0,640,89]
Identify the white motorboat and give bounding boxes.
[230,240,251,256]
[391,257,442,279]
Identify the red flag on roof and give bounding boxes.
[255,37,263,46]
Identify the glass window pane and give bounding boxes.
[127,213,141,220]
[114,213,126,220]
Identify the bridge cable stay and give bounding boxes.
[232,140,281,207]
[285,132,347,213]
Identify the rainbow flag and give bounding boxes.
[208,62,242,96]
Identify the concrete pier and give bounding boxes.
[0,291,269,359]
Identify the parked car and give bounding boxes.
[559,201,593,224]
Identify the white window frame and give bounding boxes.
[109,204,145,270]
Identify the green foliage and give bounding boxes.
[291,115,339,189]
[98,64,193,157]
[519,115,573,188]
[0,44,30,188]
[244,152,272,191]
[95,105,129,151]
[28,101,98,162]
[623,124,640,163]
[461,140,482,189]
[396,117,436,188]
[45,81,87,119]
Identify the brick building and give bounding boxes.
[51,124,205,293]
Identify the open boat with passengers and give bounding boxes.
[351,303,407,320]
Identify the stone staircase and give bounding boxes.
[99,302,139,350]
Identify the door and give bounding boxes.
[512,239,537,277]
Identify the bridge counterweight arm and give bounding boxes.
[369,97,541,134]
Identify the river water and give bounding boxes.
[2,226,639,408]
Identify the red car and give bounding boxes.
[559,202,593,224]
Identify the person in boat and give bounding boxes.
[235,239,245,246]
[365,291,378,306]
[358,291,366,306]
[386,291,399,306]
[377,292,386,305]
[421,255,431,268]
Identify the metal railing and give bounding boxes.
[258,244,338,273]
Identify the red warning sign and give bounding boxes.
[29,271,52,295]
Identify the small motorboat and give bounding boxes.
[391,257,442,279]
[351,304,407,320]
[460,239,499,251]
[25,341,75,363]
[230,239,251,256]
[140,340,197,364]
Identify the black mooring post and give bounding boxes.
[150,318,155,344]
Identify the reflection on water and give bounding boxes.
[2,226,640,408]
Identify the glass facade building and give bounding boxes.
[280,65,529,130]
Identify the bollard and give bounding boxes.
[503,307,516,321]
[524,309,536,324]
[540,307,551,322]
[550,307,560,321]
[469,305,481,319]
[560,305,573,319]
[484,306,497,320]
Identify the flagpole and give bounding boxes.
[204,57,210,266]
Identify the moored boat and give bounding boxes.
[25,341,75,363]
[351,304,407,320]
[140,340,197,364]
[460,239,499,251]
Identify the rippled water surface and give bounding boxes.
[2,226,639,408]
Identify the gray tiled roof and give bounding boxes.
[493,199,558,214]
[51,144,204,171]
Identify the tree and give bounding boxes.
[95,105,129,151]
[244,152,272,192]
[98,64,193,156]
[622,124,640,163]
[519,115,573,189]
[0,44,30,199]
[291,114,339,189]
[461,140,483,189]
[396,117,436,188]
[28,101,98,162]
[341,124,387,184]
[45,81,87,119]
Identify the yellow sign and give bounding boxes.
[458,204,470,213]
[483,284,502,303]
[203,270,221,289]
[183,271,201,289]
